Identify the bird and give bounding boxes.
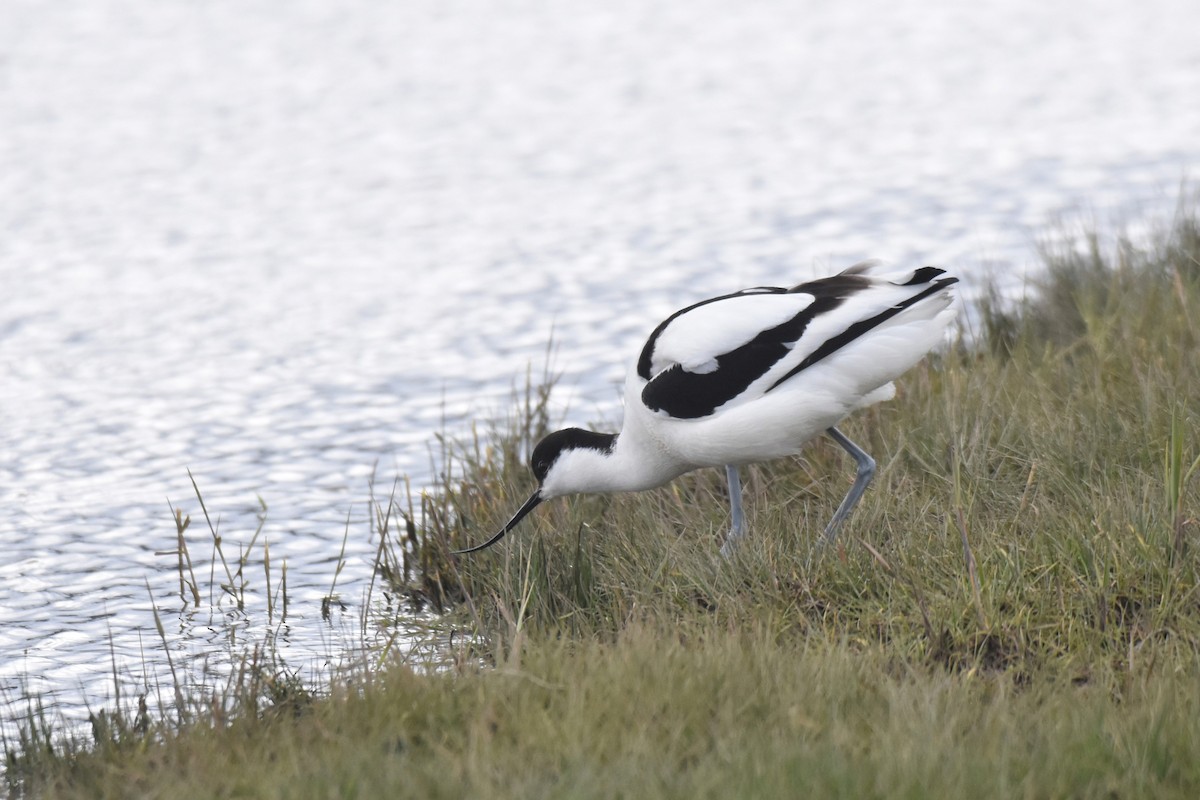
[454,261,958,556]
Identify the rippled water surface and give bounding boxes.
[2,0,1198,732]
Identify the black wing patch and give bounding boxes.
[636,288,787,382]
[641,292,846,419]
[788,271,872,297]
[639,268,956,419]
[767,271,957,391]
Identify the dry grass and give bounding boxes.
[6,199,1200,798]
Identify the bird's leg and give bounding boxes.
[821,427,876,545]
[719,464,745,557]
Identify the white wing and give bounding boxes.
[638,289,815,378]
[637,267,957,420]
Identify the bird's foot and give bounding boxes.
[719,529,743,558]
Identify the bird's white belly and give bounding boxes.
[639,385,847,467]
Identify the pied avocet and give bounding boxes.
[456,262,957,556]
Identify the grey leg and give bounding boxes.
[719,464,744,557]
[821,427,876,545]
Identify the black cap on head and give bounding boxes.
[454,427,615,555]
[530,428,616,482]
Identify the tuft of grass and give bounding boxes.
[7,196,1200,798]
[9,629,1200,799]
[3,478,335,798]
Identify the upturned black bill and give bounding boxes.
[452,491,543,554]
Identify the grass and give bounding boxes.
[5,198,1200,798]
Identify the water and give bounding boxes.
[2,0,1198,734]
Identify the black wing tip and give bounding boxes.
[901,266,958,287]
[788,272,872,296]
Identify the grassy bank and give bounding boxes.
[14,630,1200,798]
[6,203,1200,798]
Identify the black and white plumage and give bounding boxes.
[456,262,958,556]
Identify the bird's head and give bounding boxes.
[453,427,617,554]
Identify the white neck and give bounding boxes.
[540,416,690,499]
